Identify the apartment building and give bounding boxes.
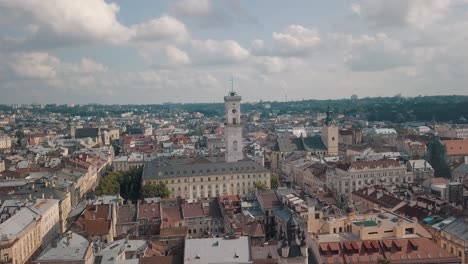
[0,208,42,264]
[326,160,413,202]
[0,136,12,149]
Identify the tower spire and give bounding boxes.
[229,76,234,92]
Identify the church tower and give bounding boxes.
[224,91,243,162]
[321,107,339,156]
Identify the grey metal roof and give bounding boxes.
[142,159,269,180]
[74,128,99,138]
[36,232,90,261]
[184,236,252,264]
[441,217,468,241]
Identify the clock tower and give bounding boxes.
[224,91,243,162]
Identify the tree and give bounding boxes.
[270,174,280,189]
[15,130,24,146]
[142,182,170,198]
[96,172,122,195]
[254,181,268,191]
[426,138,451,178]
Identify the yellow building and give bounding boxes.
[307,210,429,241]
[143,158,271,198]
[0,208,42,264]
[434,218,468,263]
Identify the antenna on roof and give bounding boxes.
[229,76,234,92]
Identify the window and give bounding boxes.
[232,118,237,125]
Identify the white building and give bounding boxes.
[224,91,243,162]
[441,127,468,139]
[327,159,413,202]
[0,136,12,149]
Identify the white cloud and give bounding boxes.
[344,33,410,71]
[172,0,212,19]
[350,4,361,15]
[165,45,191,65]
[0,0,130,45]
[272,25,321,56]
[130,15,189,43]
[251,39,264,51]
[191,39,250,64]
[66,58,108,74]
[251,56,305,74]
[353,0,452,29]
[9,52,59,79]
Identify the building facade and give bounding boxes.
[327,160,414,202]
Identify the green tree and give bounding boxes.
[15,130,24,146]
[96,172,123,195]
[426,138,451,178]
[142,182,170,198]
[254,181,268,191]
[270,173,280,189]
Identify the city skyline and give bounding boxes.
[1,0,468,104]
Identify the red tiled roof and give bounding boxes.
[86,219,110,236]
[182,203,204,218]
[442,139,468,156]
[138,202,160,220]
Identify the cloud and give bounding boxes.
[272,25,321,56]
[190,39,250,64]
[0,0,130,46]
[130,15,189,44]
[251,56,305,74]
[344,33,410,71]
[171,0,258,27]
[165,45,191,65]
[9,52,59,79]
[352,0,452,29]
[172,0,213,20]
[0,1,189,52]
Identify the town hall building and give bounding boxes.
[142,91,271,198]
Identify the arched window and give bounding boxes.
[233,140,238,151]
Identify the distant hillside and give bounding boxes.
[4,95,468,123]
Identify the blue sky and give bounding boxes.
[0,0,467,104]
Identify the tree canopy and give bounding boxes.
[426,138,451,178]
[142,182,170,198]
[270,174,280,189]
[254,181,268,191]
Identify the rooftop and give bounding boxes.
[36,232,90,261]
[184,236,251,264]
[143,159,269,180]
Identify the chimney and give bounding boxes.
[281,240,290,258]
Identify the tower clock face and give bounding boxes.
[232,109,237,113]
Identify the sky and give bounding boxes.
[0,0,468,104]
